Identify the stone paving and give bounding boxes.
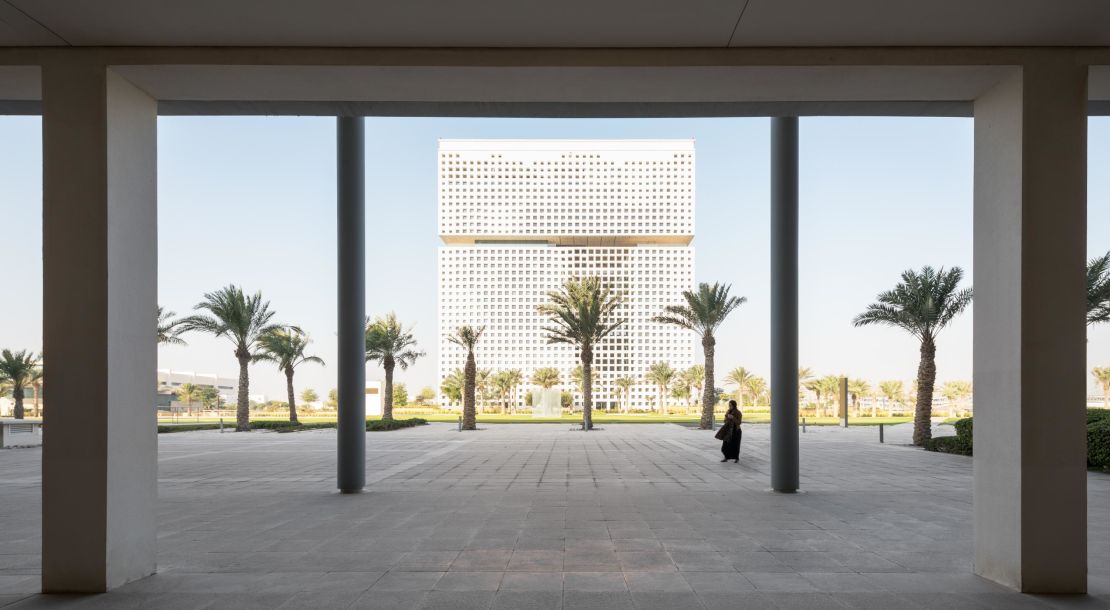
[1,422,1109,609]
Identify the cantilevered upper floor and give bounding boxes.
[438,139,694,245]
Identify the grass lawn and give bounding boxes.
[157,414,351,425]
[410,413,912,425]
[157,413,913,426]
[158,416,428,433]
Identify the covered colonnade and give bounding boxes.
[0,8,1108,596]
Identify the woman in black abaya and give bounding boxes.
[715,400,743,462]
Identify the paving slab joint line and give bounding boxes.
[365,438,473,485]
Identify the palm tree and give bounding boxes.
[725,367,755,407]
[157,305,188,346]
[646,362,676,415]
[28,367,43,418]
[672,370,693,410]
[364,313,424,421]
[854,266,973,445]
[180,285,288,432]
[257,328,325,423]
[531,367,561,389]
[0,350,39,419]
[816,375,841,418]
[797,366,814,404]
[1087,251,1110,325]
[1093,367,1110,409]
[803,377,824,414]
[177,382,199,416]
[492,370,514,414]
[440,368,465,407]
[744,375,768,406]
[941,380,973,417]
[847,379,871,417]
[536,276,625,431]
[506,369,524,414]
[614,376,636,413]
[670,384,690,407]
[879,380,905,417]
[570,365,598,408]
[196,386,220,411]
[448,326,485,430]
[476,368,493,413]
[684,365,706,410]
[653,282,747,429]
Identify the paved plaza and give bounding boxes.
[1,422,1109,609]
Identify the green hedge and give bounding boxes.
[923,435,972,456]
[157,423,222,433]
[924,411,1110,471]
[252,421,338,433]
[953,417,973,440]
[1088,408,1110,426]
[158,418,430,434]
[923,417,973,456]
[367,417,427,431]
[1088,420,1110,471]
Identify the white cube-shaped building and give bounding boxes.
[437,139,696,411]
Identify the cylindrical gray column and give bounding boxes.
[337,116,366,493]
[770,116,799,493]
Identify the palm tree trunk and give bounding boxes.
[913,338,937,446]
[236,355,250,432]
[700,334,715,429]
[13,388,24,420]
[32,385,40,418]
[285,369,299,423]
[1104,382,1108,409]
[462,352,476,430]
[581,345,593,430]
[383,359,395,421]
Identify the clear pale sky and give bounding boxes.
[2,116,1109,400]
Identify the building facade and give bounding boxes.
[156,369,239,404]
[437,139,696,411]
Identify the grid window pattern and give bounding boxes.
[438,139,695,238]
[438,140,696,411]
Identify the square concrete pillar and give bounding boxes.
[41,63,158,592]
[973,61,1088,593]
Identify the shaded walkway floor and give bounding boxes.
[1,422,1109,608]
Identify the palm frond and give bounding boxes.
[0,349,40,387]
[180,285,290,357]
[157,305,189,346]
[654,282,746,337]
[853,267,972,342]
[535,276,626,352]
[1089,251,1110,325]
[256,327,324,373]
[365,312,424,369]
[447,325,486,351]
